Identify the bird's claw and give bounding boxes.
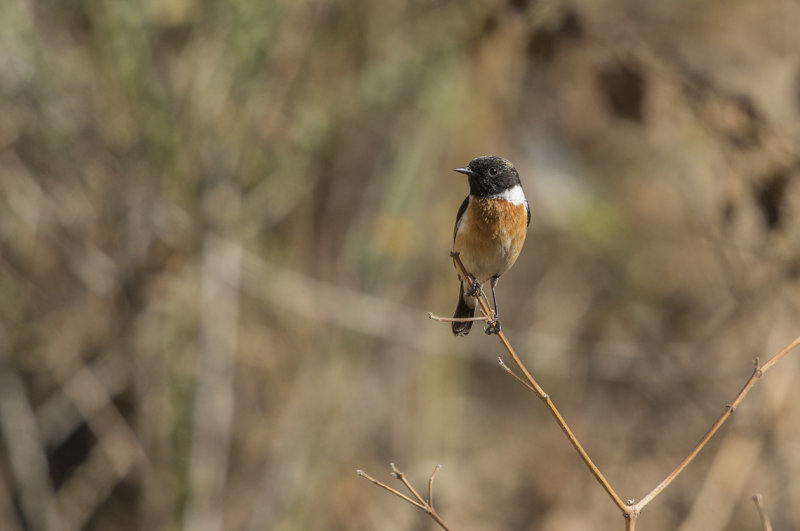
[466,278,482,297]
[484,316,501,335]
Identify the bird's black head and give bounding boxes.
[454,155,521,197]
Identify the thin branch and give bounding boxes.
[357,469,426,510]
[428,312,487,323]
[364,252,800,529]
[391,462,427,506]
[450,252,631,515]
[631,336,800,513]
[498,357,538,393]
[752,493,773,531]
[357,464,452,531]
[761,335,800,372]
[447,251,800,524]
[428,464,442,510]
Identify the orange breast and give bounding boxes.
[453,196,528,282]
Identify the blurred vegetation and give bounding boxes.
[1,0,800,530]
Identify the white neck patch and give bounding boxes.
[491,184,526,204]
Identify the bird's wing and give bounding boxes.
[526,199,531,227]
[454,195,469,241]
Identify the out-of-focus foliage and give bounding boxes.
[1,0,799,529]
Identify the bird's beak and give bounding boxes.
[454,167,475,177]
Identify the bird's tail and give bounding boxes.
[452,282,475,336]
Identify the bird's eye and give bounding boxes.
[489,167,498,176]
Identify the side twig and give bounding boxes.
[428,312,487,324]
[630,336,800,515]
[498,357,537,393]
[362,252,800,530]
[450,252,630,516]
[429,464,442,510]
[357,464,451,531]
[752,493,773,531]
[448,251,800,527]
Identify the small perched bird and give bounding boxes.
[451,156,530,336]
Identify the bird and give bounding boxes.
[451,155,530,336]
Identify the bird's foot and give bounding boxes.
[484,316,501,335]
[466,278,482,298]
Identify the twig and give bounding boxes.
[631,337,800,514]
[752,493,773,531]
[429,464,442,510]
[498,357,537,393]
[357,464,452,531]
[447,251,800,525]
[450,252,631,515]
[364,252,800,528]
[391,462,427,506]
[428,312,487,323]
[357,469,426,510]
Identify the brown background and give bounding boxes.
[1,0,800,530]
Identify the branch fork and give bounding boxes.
[360,252,800,529]
[357,464,449,530]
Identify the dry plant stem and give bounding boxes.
[357,470,426,509]
[498,357,538,393]
[391,462,427,506]
[357,465,452,531]
[450,252,630,515]
[631,335,800,513]
[429,464,442,510]
[428,312,487,323]
[362,257,800,528]
[450,251,800,524]
[752,493,773,531]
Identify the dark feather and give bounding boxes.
[452,282,474,336]
[453,195,469,241]
[526,199,531,227]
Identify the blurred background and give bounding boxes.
[1,0,800,530]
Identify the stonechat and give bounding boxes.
[451,156,530,336]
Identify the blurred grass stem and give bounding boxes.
[184,236,242,531]
[752,493,773,531]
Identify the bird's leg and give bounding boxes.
[485,275,502,335]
